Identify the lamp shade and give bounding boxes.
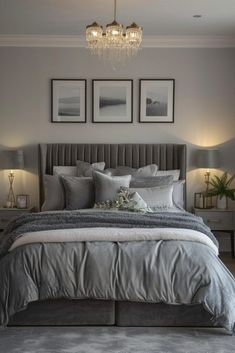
[0,150,24,170]
[196,149,220,169]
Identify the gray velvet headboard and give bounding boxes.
[39,143,187,207]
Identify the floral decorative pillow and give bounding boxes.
[94,187,151,213]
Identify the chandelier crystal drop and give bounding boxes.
[86,0,142,66]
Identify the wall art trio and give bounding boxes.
[51,78,174,124]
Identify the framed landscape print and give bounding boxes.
[92,79,133,123]
[139,79,175,123]
[51,79,86,123]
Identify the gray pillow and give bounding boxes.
[130,175,174,188]
[156,169,180,181]
[129,184,174,210]
[53,166,77,176]
[76,160,105,177]
[41,174,64,211]
[61,176,94,210]
[93,170,131,203]
[115,164,158,177]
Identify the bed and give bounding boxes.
[0,143,234,332]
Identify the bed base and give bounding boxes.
[8,300,214,327]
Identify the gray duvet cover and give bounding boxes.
[0,210,235,332]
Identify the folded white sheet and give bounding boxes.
[9,227,218,255]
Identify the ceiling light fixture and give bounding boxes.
[86,0,142,67]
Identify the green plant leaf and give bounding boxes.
[207,172,235,200]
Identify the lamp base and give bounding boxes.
[6,172,16,208]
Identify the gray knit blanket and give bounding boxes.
[0,210,218,258]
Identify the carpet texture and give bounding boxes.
[0,327,234,353]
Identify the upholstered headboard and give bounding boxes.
[39,143,187,207]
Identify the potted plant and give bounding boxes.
[208,172,235,209]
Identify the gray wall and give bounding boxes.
[0,46,235,248]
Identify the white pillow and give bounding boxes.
[129,184,174,210]
[53,166,77,176]
[156,170,180,181]
[173,180,185,210]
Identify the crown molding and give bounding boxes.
[0,35,86,47]
[0,34,235,48]
[142,36,235,48]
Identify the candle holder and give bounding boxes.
[194,192,213,209]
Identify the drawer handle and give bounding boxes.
[207,219,222,223]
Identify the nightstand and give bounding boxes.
[194,208,234,258]
[0,207,35,232]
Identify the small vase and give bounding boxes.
[217,196,227,209]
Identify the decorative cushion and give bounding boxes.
[41,174,64,211]
[76,160,105,177]
[128,191,150,212]
[156,169,180,181]
[93,170,131,203]
[115,164,158,177]
[129,184,174,210]
[61,176,94,210]
[94,187,150,213]
[53,166,77,177]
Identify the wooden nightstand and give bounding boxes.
[194,208,234,258]
[0,207,35,232]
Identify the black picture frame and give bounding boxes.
[92,79,133,123]
[51,79,87,123]
[139,79,175,123]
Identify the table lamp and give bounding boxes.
[0,150,24,208]
[196,149,220,192]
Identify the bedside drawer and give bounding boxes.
[199,211,233,230]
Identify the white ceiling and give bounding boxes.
[0,0,235,37]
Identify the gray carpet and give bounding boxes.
[0,327,234,353]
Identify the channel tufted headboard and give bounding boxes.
[39,143,187,207]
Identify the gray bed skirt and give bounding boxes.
[8,300,214,327]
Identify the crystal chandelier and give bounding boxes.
[86,0,142,66]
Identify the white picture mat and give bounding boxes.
[52,80,86,122]
[140,80,174,122]
[93,81,132,122]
